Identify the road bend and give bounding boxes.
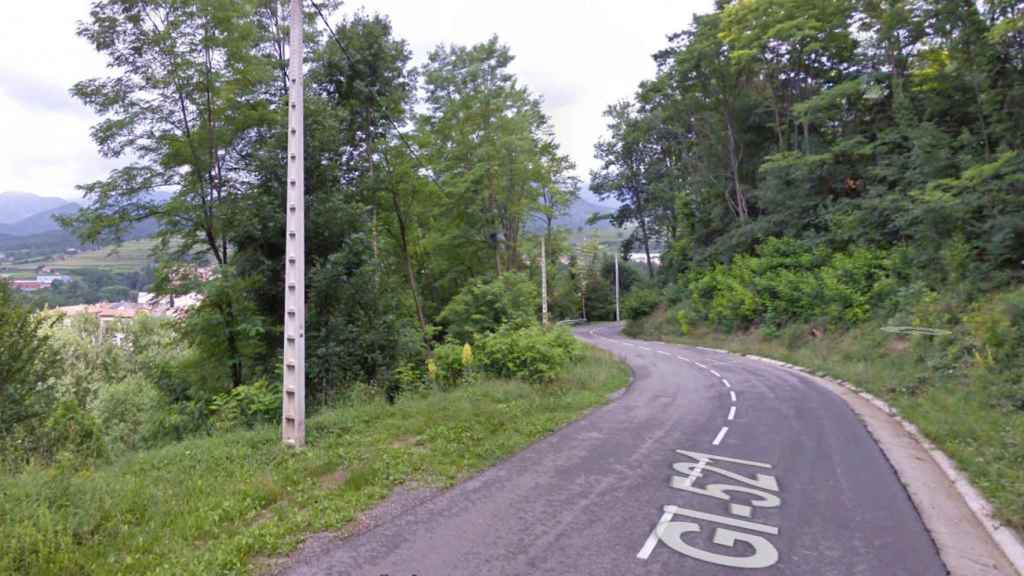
[282,323,947,576]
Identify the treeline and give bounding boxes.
[605,1,1024,407]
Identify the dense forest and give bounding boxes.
[604,0,1023,354]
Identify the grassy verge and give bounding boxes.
[625,308,1024,531]
[0,345,629,576]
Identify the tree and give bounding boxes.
[0,283,58,438]
[418,36,576,287]
[65,0,293,387]
[591,102,660,277]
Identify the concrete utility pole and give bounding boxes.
[614,254,620,322]
[282,0,306,448]
[540,236,548,325]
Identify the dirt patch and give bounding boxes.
[319,468,348,490]
[886,336,911,354]
[390,435,420,448]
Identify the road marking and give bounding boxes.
[710,369,721,377]
[722,379,731,388]
[663,505,779,535]
[730,503,753,518]
[637,510,676,560]
[638,346,651,351]
[712,426,729,446]
[694,362,708,369]
[677,457,709,488]
[696,346,727,354]
[657,350,671,356]
[729,390,737,403]
[728,406,736,420]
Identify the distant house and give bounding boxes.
[628,252,661,266]
[12,280,46,291]
[36,274,71,285]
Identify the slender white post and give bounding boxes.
[282,0,305,448]
[540,235,549,325]
[614,252,620,322]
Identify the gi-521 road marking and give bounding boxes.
[638,450,782,569]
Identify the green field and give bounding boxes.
[2,239,159,276]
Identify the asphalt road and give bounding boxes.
[282,323,948,576]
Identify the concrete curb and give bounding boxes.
[743,353,1024,576]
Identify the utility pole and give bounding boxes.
[282,0,305,448]
[540,235,548,325]
[614,253,620,322]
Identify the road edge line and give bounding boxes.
[743,353,1024,576]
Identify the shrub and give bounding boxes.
[437,272,539,343]
[93,374,169,453]
[208,378,282,431]
[0,283,59,439]
[622,287,661,320]
[428,342,474,389]
[477,326,580,384]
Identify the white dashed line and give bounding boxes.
[637,510,676,560]
[729,390,737,403]
[657,350,671,356]
[694,362,708,369]
[709,369,721,378]
[638,346,651,351]
[712,426,729,446]
[722,379,731,388]
[728,406,736,420]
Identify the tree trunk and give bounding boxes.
[724,111,749,220]
[390,188,430,345]
[639,214,654,279]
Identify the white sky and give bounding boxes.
[0,0,712,202]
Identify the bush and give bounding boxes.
[427,342,475,389]
[93,374,169,453]
[684,238,893,330]
[208,378,282,431]
[437,272,539,343]
[477,326,580,384]
[0,283,59,439]
[622,287,661,320]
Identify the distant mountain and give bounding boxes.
[0,191,74,224]
[527,197,617,234]
[0,202,81,236]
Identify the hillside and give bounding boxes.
[0,191,72,224]
[0,202,81,236]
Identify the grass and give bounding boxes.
[0,345,630,576]
[624,308,1024,532]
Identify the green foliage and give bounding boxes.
[0,346,629,576]
[427,342,474,390]
[93,374,170,453]
[966,289,1024,409]
[686,238,893,330]
[208,378,282,431]
[476,326,580,384]
[0,283,58,440]
[622,286,661,320]
[437,273,539,343]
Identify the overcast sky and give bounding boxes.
[0,0,712,202]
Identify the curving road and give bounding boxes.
[282,323,950,575]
